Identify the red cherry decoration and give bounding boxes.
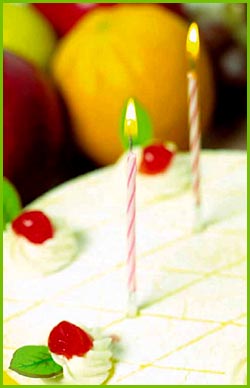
[139,143,174,175]
[12,210,54,244]
[48,321,93,360]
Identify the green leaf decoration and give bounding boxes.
[3,178,22,229]
[119,98,153,150]
[9,345,63,379]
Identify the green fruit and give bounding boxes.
[3,178,22,229]
[3,3,57,68]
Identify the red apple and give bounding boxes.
[32,3,116,37]
[4,50,65,203]
[160,3,187,19]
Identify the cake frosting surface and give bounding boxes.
[3,149,246,385]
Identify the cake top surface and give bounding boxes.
[3,149,247,385]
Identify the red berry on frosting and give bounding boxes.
[48,321,93,359]
[12,210,54,244]
[139,143,174,175]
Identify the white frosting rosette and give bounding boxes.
[3,217,78,276]
[50,327,113,385]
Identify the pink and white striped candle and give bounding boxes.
[126,151,137,316]
[124,98,138,317]
[187,72,201,209]
[186,22,202,230]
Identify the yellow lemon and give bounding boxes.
[53,5,214,165]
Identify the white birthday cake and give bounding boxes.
[3,145,247,385]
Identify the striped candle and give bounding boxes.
[187,72,201,209]
[186,22,202,230]
[126,151,137,316]
[124,98,138,317]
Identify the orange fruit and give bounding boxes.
[52,4,214,165]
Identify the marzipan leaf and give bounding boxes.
[9,345,63,378]
[3,178,22,229]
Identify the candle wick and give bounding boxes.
[129,136,133,152]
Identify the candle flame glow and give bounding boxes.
[124,98,138,137]
[186,22,200,61]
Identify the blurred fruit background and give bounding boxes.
[3,3,247,205]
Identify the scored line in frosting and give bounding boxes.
[113,312,245,383]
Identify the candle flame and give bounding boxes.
[124,98,138,137]
[186,22,200,61]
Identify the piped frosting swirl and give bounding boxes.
[4,217,78,276]
[51,328,113,385]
